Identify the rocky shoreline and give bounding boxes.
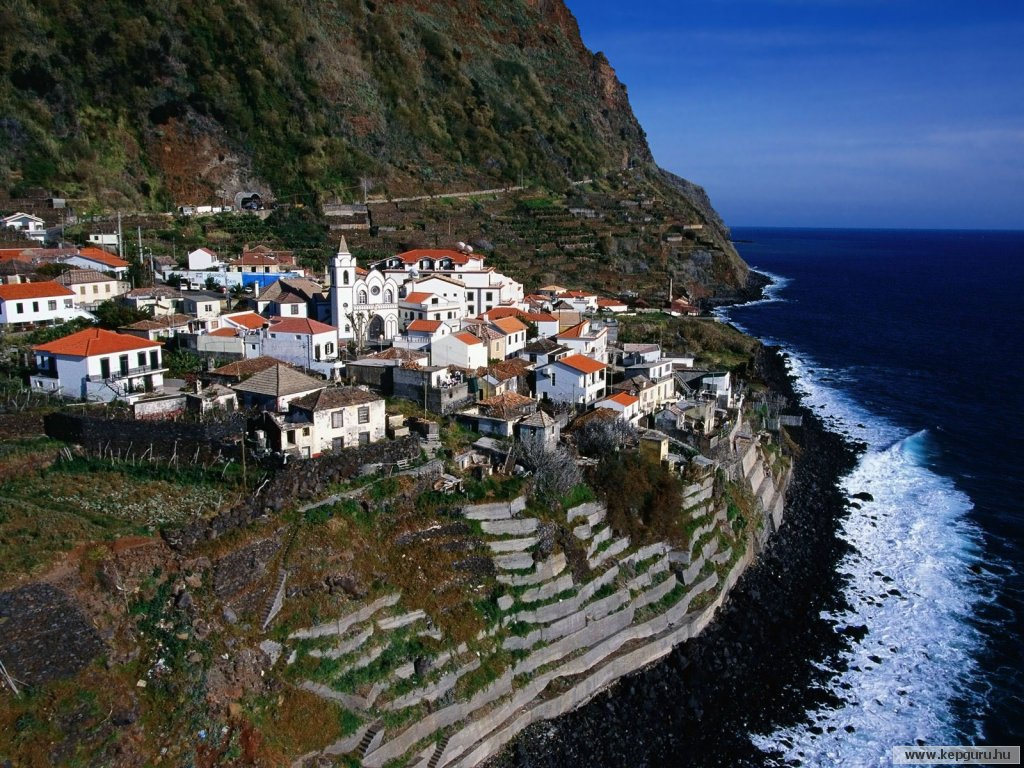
[488,345,861,767]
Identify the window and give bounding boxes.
[64,299,73,308]
[371,285,380,296]
[47,300,57,310]
[32,301,39,312]
[357,406,370,424]
[345,324,351,332]
[287,431,296,445]
[342,271,349,285]
[357,290,367,304]
[384,289,393,302]
[486,291,493,301]
[92,285,99,294]
[105,285,111,293]
[325,342,334,355]
[289,304,299,315]
[150,350,159,368]
[100,358,111,379]
[302,427,310,437]
[137,352,146,367]
[551,372,556,387]
[331,411,344,428]
[332,436,344,451]
[358,431,370,445]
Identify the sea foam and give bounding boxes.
[739,349,992,766]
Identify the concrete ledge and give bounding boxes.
[308,626,374,660]
[377,609,427,631]
[289,593,400,640]
[488,536,539,554]
[481,517,539,537]
[494,553,535,571]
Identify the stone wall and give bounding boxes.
[44,411,244,463]
[162,435,422,551]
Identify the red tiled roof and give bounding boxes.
[72,247,130,268]
[208,327,239,337]
[557,354,606,374]
[605,392,639,407]
[596,298,626,307]
[490,316,527,334]
[0,281,75,300]
[0,249,32,262]
[482,307,522,320]
[407,319,443,333]
[222,312,267,330]
[558,321,591,339]
[268,317,337,335]
[525,312,557,322]
[556,290,594,299]
[452,331,482,346]
[34,328,160,356]
[402,291,433,304]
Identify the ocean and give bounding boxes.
[496,228,1023,767]
[726,228,1024,762]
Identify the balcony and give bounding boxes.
[85,364,168,383]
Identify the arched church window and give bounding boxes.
[384,289,393,303]
[343,271,349,285]
[358,290,367,304]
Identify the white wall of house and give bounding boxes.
[305,399,386,454]
[430,333,488,369]
[243,328,343,379]
[535,361,607,405]
[0,292,79,326]
[31,346,164,402]
[558,326,608,363]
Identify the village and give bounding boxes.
[0,229,739,479]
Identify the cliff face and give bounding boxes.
[1,0,645,203]
[0,0,750,297]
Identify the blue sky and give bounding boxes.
[569,0,1024,228]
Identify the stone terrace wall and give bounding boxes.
[44,411,245,463]
[162,435,422,551]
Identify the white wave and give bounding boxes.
[714,268,791,327]
[748,365,991,766]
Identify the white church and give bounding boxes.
[329,237,524,348]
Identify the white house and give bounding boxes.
[399,290,464,332]
[557,320,608,363]
[372,245,524,316]
[535,353,607,406]
[1,212,46,242]
[187,247,221,270]
[553,290,598,313]
[180,291,224,321]
[0,280,81,327]
[489,316,528,357]
[242,317,343,380]
[597,392,641,424]
[431,330,488,370]
[281,386,386,456]
[30,328,166,402]
[400,318,449,350]
[61,247,131,278]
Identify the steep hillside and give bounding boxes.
[0,0,754,297]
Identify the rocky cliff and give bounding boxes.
[0,0,753,298]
